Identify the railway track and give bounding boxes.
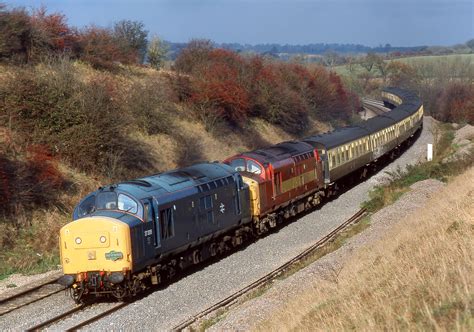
[362,98,391,116]
[172,208,367,331]
[25,302,128,331]
[0,272,63,316]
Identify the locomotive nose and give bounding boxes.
[59,216,132,275]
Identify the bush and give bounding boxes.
[173,46,357,134]
[0,58,155,180]
[0,144,68,225]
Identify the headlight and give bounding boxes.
[75,237,82,244]
[99,236,107,243]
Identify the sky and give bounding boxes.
[7,0,474,47]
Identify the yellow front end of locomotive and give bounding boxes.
[60,216,132,275]
[242,176,260,217]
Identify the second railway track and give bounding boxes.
[0,273,63,316]
[172,208,367,331]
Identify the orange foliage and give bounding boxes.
[175,45,357,132]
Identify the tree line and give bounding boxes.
[0,3,167,69]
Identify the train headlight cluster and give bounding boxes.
[99,236,107,243]
[75,237,82,245]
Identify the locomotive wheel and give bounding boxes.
[209,243,217,257]
[112,285,128,301]
[192,250,201,264]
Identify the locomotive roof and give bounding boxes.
[303,126,369,150]
[241,141,314,163]
[113,162,236,198]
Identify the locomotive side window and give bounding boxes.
[247,160,262,175]
[118,194,138,214]
[160,208,174,239]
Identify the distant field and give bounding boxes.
[394,53,474,65]
[333,53,474,77]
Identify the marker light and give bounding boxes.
[75,237,82,244]
[100,236,107,243]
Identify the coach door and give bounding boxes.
[320,150,330,185]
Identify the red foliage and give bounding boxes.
[174,44,358,132]
[26,145,63,187]
[30,7,76,52]
[191,59,250,125]
[76,26,137,69]
[437,83,474,124]
[0,144,66,219]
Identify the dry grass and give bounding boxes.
[257,167,474,331]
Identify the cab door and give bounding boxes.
[142,198,160,261]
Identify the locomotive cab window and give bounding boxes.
[229,158,246,172]
[77,194,96,218]
[247,160,262,175]
[118,194,138,214]
[96,192,138,214]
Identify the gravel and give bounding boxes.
[0,117,435,331]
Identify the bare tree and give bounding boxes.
[147,35,168,70]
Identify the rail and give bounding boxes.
[0,272,63,316]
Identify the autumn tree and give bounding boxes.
[76,26,135,69]
[174,39,214,73]
[0,6,32,63]
[29,7,76,61]
[113,20,148,63]
[147,35,168,69]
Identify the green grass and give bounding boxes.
[0,223,60,280]
[333,53,474,78]
[393,53,474,66]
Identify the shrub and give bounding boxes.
[0,144,67,225]
[0,59,155,180]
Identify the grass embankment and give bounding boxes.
[255,125,474,330]
[258,166,473,331]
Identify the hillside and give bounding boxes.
[0,55,352,279]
